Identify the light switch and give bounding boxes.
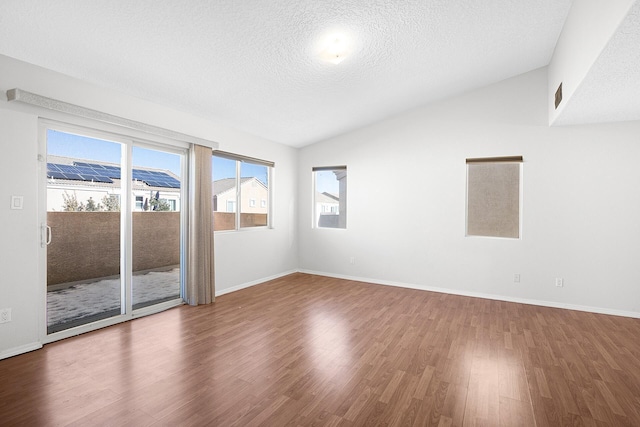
[11,196,24,210]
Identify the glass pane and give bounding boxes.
[131,146,182,309]
[240,162,269,228]
[314,169,347,228]
[212,156,237,231]
[46,129,123,333]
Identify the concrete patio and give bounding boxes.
[47,268,180,333]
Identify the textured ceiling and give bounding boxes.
[0,0,573,147]
[554,1,640,126]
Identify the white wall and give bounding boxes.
[548,0,635,123]
[298,67,640,317]
[0,109,41,357]
[213,139,299,293]
[0,55,298,358]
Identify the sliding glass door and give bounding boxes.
[45,129,125,333]
[131,145,182,309]
[43,123,184,336]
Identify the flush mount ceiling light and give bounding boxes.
[319,33,350,64]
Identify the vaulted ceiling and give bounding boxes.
[0,1,637,147]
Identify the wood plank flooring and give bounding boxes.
[2,273,640,426]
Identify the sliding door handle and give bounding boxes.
[42,224,52,247]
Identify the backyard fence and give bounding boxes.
[47,211,268,285]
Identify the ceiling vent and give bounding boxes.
[554,82,563,109]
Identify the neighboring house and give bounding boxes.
[46,155,181,212]
[213,177,268,213]
[316,191,339,213]
[315,191,339,227]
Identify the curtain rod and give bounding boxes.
[6,88,219,149]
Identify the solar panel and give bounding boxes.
[80,174,112,183]
[63,173,84,181]
[95,176,114,183]
[72,162,120,178]
[47,162,174,186]
[75,167,96,175]
[59,165,83,175]
[47,171,66,179]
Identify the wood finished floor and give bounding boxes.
[2,273,640,426]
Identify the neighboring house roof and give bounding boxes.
[213,177,267,196]
[46,156,180,189]
[316,192,339,204]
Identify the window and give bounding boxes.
[135,196,144,211]
[213,151,273,231]
[160,198,177,211]
[466,156,522,238]
[313,166,347,229]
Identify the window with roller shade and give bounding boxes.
[466,156,522,238]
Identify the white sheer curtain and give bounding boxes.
[186,144,215,305]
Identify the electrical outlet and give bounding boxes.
[0,308,11,324]
[514,274,520,283]
[555,278,564,287]
[349,256,355,265]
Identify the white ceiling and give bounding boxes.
[0,0,576,147]
[553,1,640,126]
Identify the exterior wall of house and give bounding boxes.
[215,178,268,214]
[240,179,268,214]
[215,190,236,212]
[47,183,180,212]
[314,201,339,227]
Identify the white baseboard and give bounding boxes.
[0,342,42,361]
[298,269,640,319]
[5,269,635,361]
[215,269,298,297]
